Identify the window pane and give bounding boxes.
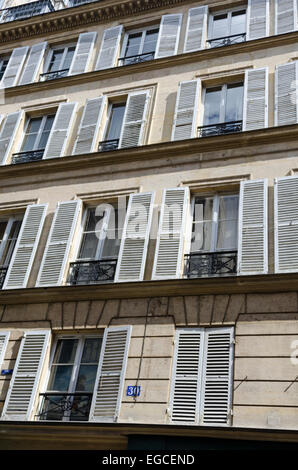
[216,196,239,250]
[78,232,99,259]
[43,115,55,131]
[124,33,142,57]
[21,117,43,152]
[101,208,121,258]
[47,365,73,391]
[191,198,214,252]
[26,117,42,134]
[75,365,98,392]
[81,338,102,363]
[52,339,78,364]
[0,220,22,266]
[218,195,239,221]
[105,104,126,141]
[48,49,64,72]
[212,14,228,38]
[231,10,246,35]
[225,84,243,122]
[0,221,7,242]
[204,88,221,125]
[62,47,75,70]
[142,29,159,54]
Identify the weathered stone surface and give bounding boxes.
[143,337,173,357]
[184,296,199,325]
[225,294,245,322]
[168,296,185,325]
[148,297,168,316]
[74,301,90,328]
[62,302,76,329]
[119,298,149,317]
[199,295,214,324]
[247,293,297,314]
[47,303,63,329]
[85,300,106,328]
[119,403,167,424]
[212,295,229,323]
[2,303,48,322]
[99,300,121,326]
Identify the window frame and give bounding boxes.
[201,81,244,126]
[208,6,247,40]
[101,100,127,147]
[43,42,76,75]
[20,114,55,153]
[120,25,160,61]
[0,55,9,81]
[0,215,23,267]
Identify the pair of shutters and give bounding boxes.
[170,327,234,426]
[1,326,131,422]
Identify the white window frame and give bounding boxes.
[0,215,23,267]
[201,81,244,126]
[20,114,55,153]
[208,6,247,40]
[43,43,76,74]
[0,55,9,80]
[101,100,127,147]
[120,25,160,62]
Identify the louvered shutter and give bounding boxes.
[0,46,28,88]
[89,326,131,422]
[243,67,268,131]
[275,0,297,34]
[68,32,97,76]
[72,96,106,155]
[43,102,77,159]
[18,42,47,85]
[171,80,200,141]
[36,200,81,287]
[118,90,150,149]
[152,187,190,280]
[274,176,298,272]
[200,327,234,426]
[170,329,204,424]
[275,62,298,126]
[115,192,154,282]
[184,6,208,53]
[155,14,182,59]
[0,111,23,165]
[95,26,123,70]
[237,179,268,275]
[1,330,50,421]
[0,332,10,369]
[247,0,269,40]
[3,204,48,290]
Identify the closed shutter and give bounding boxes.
[275,0,297,34]
[36,200,81,287]
[0,46,28,88]
[89,326,131,422]
[118,90,150,149]
[170,329,204,424]
[243,67,268,131]
[152,187,190,280]
[0,332,10,369]
[3,204,48,290]
[171,80,200,141]
[73,96,106,155]
[68,32,97,76]
[275,62,298,126]
[184,6,208,53]
[18,42,47,85]
[274,176,298,273]
[237,179,268,275]
[115,192,155,282]
[95,26,123,70]
[1,330,50,421]
[247,0,269,40]
[43,102,77,159]
[155,14,182,59]
[0,111,23,165]
[200,327,234,426]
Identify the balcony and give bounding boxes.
[98,139,119,152]
[0,0,54,23]
[68,259,118,285]
[0,267,8,289]
[198,121,243,138]
[39,69,69,81]
[207,33,246,48]
[118,51,155,67]
[184,251,237,278]
[38,392,93,421]
[11,150,44,165]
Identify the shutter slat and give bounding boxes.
[275,0,296,34]
[43,102,77,159]
[72,97,106,155]
[95,26,123,70]
[247,0,269,40]
[275,62,297,126]
[184,6,208,52]
[0,46,28,88]
[0,111,23,165]
[155,14,182,59]
[119,90,150,149]
[243,67,268,131]
[172,80,200,141]
[18,42,47,85]
[68,32,97,76]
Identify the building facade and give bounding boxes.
[0,0,298,450]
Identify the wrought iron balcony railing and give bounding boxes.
[68,259,118,285]
[0,0,54,23]
[39,68,69,81]
[184,251,237,278]
[198,120,243,138]
[11,149,44,165]
[98,139,119,152]
[0,267,8,289]
[38,392,93,421]
[207,33,246,48]
[118,51,155,67]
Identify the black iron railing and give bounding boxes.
[118,51,155,67]
[207,33,246,48]
[69,0,97,6]
[11,150,44,165]
[0,0,54,23]
[38,392,93,421]
[68,259,118,285]
[0,267,8,289]
[185,251,237,278]
[98,139,119,152]
[39,68,69,81]
[198,121,243,138]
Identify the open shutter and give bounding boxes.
[274,176,298,273]
[237,179,268,275]
[1,330,50,421]
[118,90,150,149]
[169,329,204,424]
[0,46,28,88]
[152,187,189,280]
[247,0,269,40]
[18,42,47,85]
[72,96,106,155]
[0,332,10,369]
[155,14,182,59]
[3,204,48,290]
[171,80,200,141]
[43,102,77,159]
[275,0,297,35]
[95,26,123,70]
[68,32,97,76]
[0,111,23,165]
[200,327,234,426]
[115,192,155,282]
[275,62,298,126]
[243,67,268,131]
[89,326,131,422]
[184,6,208,53]
[36,200,81,287]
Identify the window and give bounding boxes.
[0,56,9,81]
[0,216,22,287]
[99,102,126,151]
[208,8,246,47]
[119,26,159,66]
[40,44,76,81]
[185,194,239,277]
[0,0,54,23]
